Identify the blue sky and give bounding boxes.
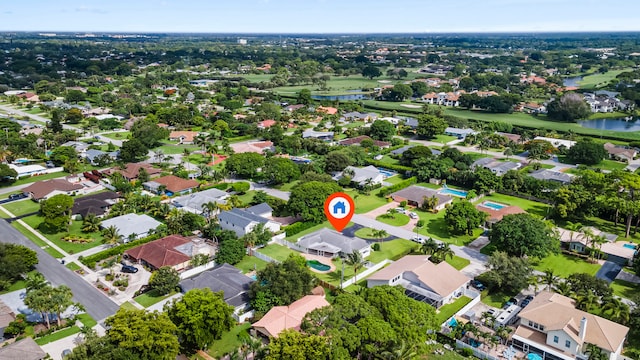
[1,0,639,33]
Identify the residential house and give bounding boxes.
[83,149,118,166]
[338,135,391,148]
[218,204,280,237]
[302,129,334,141]
[100,213,162,242]
[557,227,634,265]
[169,131,199,144]
[257,119,277,129]
[475,203,526,226]
[171,187,229,214]
[379,116,401,125]
[180,263,254,321]
[0,299,15,339]
[444,127,478,139]
[252,293,330,339]
[422,92,464,107]
[390,145,415,156]
[367,255,471,308]
[103,163,162,181]
[0,337,46,360]
[534,137,576,149]
[520,103,547,114]
[529,169,573,184]
[401,117,419,129]
[342,112,378,122]
[143,175,199,195]
[472,158,522,176]
[335,165,385,187]
[71,191,119,218]
[512,291,628,360]
[496,132,522,144]
[125,235,214,271]
[22,178,84,201]
[285,104,306,112]
[61,141,90,155]
[8,164,49,179]
[230,140,275,154]
[296,228,371,259]
[604,143,636,162]
[391,185,453,211]
[316,106,338,115]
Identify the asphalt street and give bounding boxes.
[0,219,119,321]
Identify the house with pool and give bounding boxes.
[366,255,472,308]
[512,291,628,360]
[475,202,526,226]
[296,228,371,259]
[391,185,453,211]
[557,227,636,265]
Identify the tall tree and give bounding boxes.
[288,181,342,222]
[148,266,180,295]
[40,194,74,233]
[489,213,558,258]
[444,200,487,235]
[265,329,330,360]
[369,120,396,141]
[345,250,365,282]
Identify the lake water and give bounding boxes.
[311,93,370,101]
[563,76,583,87]
[579,118,640,132]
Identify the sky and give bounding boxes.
[1,0,640,33]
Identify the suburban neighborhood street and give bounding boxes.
[0,219,119,321]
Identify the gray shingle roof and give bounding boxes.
[391,185,452,207]
[101,213,162,239]
[246,203,273,216]
[171,187,229,212]
[390,145,415,155]
[180,263,253,307]
[297,228,369,254]
[218,208,270,228]
[528,169,573,184]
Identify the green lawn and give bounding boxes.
[2,199,40,216]
[596,159,628,171]
[11,171,70,187]
[579,69,630,89]
[237,74,275,82]
[154,143,200,155]
[257,244,297,262]
[11,222,65,258]
[65,262,82,271]
[375,213,410,226]
[35,325,81,345]
[120,301,139,311]
[413,207,483,246]
[21,215,104,254]
[367,239,418,264]
[77,313,97,328]
[531,253,601,278]
[354,227,380,240]
[476,193,552,218]
[102,131,130,140]
[383,175,405,185]
[436,296,472,324]
[343,121,366,129]
[235,256,269,274]
[235,190,257,206]
[378,155,400,166]
[432,134,458,144]
[274,180,300,192]
[610,279,640,300]
[274,74,399,95]
[134,290,177,308]
[207,323,251,358]
[481,289,518,308]
[446,256,471,271]
[345,189,389,214]
[0,270,37,294]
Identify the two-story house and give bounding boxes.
[512,292,629,360]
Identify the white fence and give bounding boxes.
[455,340,499,360]
[340,259,392,288]
[252,250,279,264]
[275,238,306,252]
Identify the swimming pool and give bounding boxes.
[482,201,507,211]
[527,353,543,360]
[623,243,638,250]
[377,168,397,178]
[307,260,331,271]
[439,188,468,198]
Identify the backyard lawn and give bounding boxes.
[207,323,251,358]
[2,199,40,216]
[481,289,518,308]
[345,189,389,214]
[432,134,458,144]
[134,290,177,308]
[436,296,472,324]
[21,215,104,254]
[476,193,551,218]
[367,239,417,264]
[257,244,297,262]
[413,208,483,246]
[102,131,130,140]
[610,279,640,300]
[531,253,601,278]
[376,213,410,226]
[446,256,471,271]
[235,256,269,274]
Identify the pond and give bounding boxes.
[578,118,640,132]
[563,76,583,87]
[311,93,370,101]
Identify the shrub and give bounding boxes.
[460,348,474,357]
[400,200,407,207]
[378,177,417,197]
[372,243,380,251]
[232,181,250,194]
[285,221,319,237]
[105,273,114,281]
[210,182,229,190]
[79,233,163,267]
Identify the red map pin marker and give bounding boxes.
[324,192,355,232]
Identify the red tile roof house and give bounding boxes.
[22,178,84,201]
[316,106,338,115]
[125,235,214,271]
[257,119,277,129]
[252,292,330,339]
[142,175,199,196]
[103,163,162,181]
[230,141,275,154]
[475,203,526,226]
[338,135,391,149]
[169,131,199,144]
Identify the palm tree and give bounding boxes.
[201,201,218,224]
[433,243,454,262]
[420,238,438,256]
[102,225,122,246]
[542,269,557,291]
[386,208,396,219]
[575,291,598,311]
[198,164,211,180]
[373,229,388,243]
[227,195,243,208]
[345,250,365,283]
[25,272,48,293]
[152,202,171,219]
[51,285,74,327]
[554,280,572,296]
[24,286,53,329]
[379,340,417,360]
[585,343,608,360]
[153,149,165,164]
[591,234,607,260]
[194,133,208,152]
[602,297,630,324]
[580,226,596,262]
[82,213,101,233]
[495,326,512,345]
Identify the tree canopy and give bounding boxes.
[489,213,559,258]
[0,244,38,290]
[547,93,591,122]
[225,152,265,179]
[416,114,447,139]
[444,200,487,235]
[148,266,180,295]
[263,157,301,185]
[287,181,342,222]
[477,251,533,294]
[369,120,396,141]
[567,139,607,165]
[131,118,170,148]
[40,194,74,233]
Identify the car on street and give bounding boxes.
[411,236,425,244]
[121,264,138,273]
[8,193,25,200]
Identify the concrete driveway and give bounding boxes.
[595,261,622,283]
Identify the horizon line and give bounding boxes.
[2,30,640,35]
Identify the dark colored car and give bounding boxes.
[521,299,531,308]
[508,297,518,305]
[471,280,485,291]
[121,264,138,273]
[525,295,534,301]
[8,193,25,200]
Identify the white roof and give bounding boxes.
[8,164,46,174]
[101,213,162,239]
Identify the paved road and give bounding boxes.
[0,219,119,321]
[0,104,79,132]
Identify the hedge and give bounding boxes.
[378,176,417,197]
[79,233,164,268]
[285,221,319,237]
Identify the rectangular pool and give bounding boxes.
[623,243,637,250]
[482,201,507,211]
[439,188,468,198]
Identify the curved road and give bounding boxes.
[0,219,119,321]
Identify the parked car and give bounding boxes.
[121,264,138,273]
[62,349,72,358]
[409,212,418,219]
[411,236,425,244]
[8,193,25,200]
[395,207,406,214]
[508,297,518,305]
[525,295,534,301]
[45,161,55,168]
[471,280,485,291]
[521,299,531,308]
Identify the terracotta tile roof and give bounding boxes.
[169,131,199,143]
[258,119,276,128]
[105,163,162,180]
[0,337,46,360]
[230,141,274,154]
[518,291,629,353]
[152,175,199,193]
[22,178,84,200]
[338,135,390,148]
[252,295,329,338]
[125,235,191,269]
[316,106,338,115]
[475,204,525,223]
